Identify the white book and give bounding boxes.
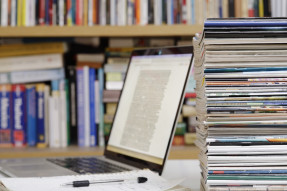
[1,0,8,26]
[59,0,65,26]
[0,53,63,73]
[48,97,61,148]
[140,0,148,25]
[25,0,30,26]
[44,85,50,146]
[117,0,127,26]
[106,81,123,90]
[30,0,36,26]
[10,68,65,84]
[100,0,107,25]
[59,80,67,147]
[154,0,162,25]
[88,0,93,26]
[0,73,9,84]
[10,0,17,26]
[167,0,172,25]
[83,66,90,147]
[110,0,117,25]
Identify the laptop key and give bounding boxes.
[47,157,130,174]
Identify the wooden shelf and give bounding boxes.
[0,25,203,37]
[0,145,199,159]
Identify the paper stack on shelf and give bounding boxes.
[193,18,287,191]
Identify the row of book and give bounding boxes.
[1,0,283,27]
[194,18,287,190]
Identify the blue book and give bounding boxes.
[12,84,26,147]
[26,86,36,147]
[89,68,96,146]
[76,68,85,147]
[45,0,50,25]
[72,0,76,24]
[0,85,12,147]
[218,0,222,18]
[36,84,46,147]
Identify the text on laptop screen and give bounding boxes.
[107,53,192,165]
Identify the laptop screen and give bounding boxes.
[105,47,193,173]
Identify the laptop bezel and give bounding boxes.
[104,46,194,175]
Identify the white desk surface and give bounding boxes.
[162,159,200,191]
[0,159,201,191]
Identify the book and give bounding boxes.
[36,84,47,148]
[26,85,37,146]
[12,84,26,147]
[0,85,12,147]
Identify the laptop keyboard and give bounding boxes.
[47,157,130,174]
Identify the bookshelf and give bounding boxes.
[0,145,199,159]
[0,25,203,37]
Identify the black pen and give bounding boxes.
[64,176,148,187]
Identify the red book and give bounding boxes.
[49,0,53,25]
[76,0,83,25]
[39,0,45,25]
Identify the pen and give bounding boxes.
[64,176,148,187]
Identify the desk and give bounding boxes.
[163,160,200,191]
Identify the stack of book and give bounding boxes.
[0,42,66,148]
[193,18,287,191]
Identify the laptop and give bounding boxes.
[0,46,194,177]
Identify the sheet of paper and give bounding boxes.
[0,170,180,191]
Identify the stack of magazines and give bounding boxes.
[193,18,287,191]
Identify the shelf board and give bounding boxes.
[0,25,203,37]
[0,145,199,159]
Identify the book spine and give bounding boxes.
[72,0,76,24]
[248,0,255,17]
[258,0,264,17]
[89,68,96,146]
[49,0,53,25]
[26,85,36,146]
[182,0,187,24]
[76,0,83,25]
[83,66,90,147]
[228,0,234,17]
[45,0,49,24]
[98,68,105,146]
[44,85,50,146]
[110,0,116,25]
[1,0,8,26]
[65,79,70,145]
[11,0,17,26]
[58,0,64,26]
[67,0,73,25]
[135,0,140,25]
[88,0,93,25]
[99,0,106,25]
[49,80,60,148]
[12,84,26,147]
[127,0,134,25]
[59,79,67,147]
[154,0,162,25]
[0,85,12,147]
[83,0,88,25]
[36,84,46,148]
[17,0,22,26]
[0,53,63,73]
[76,67,85,147]
[68,67,77,144]
[140,0,147,25]
[10,68,65,84]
